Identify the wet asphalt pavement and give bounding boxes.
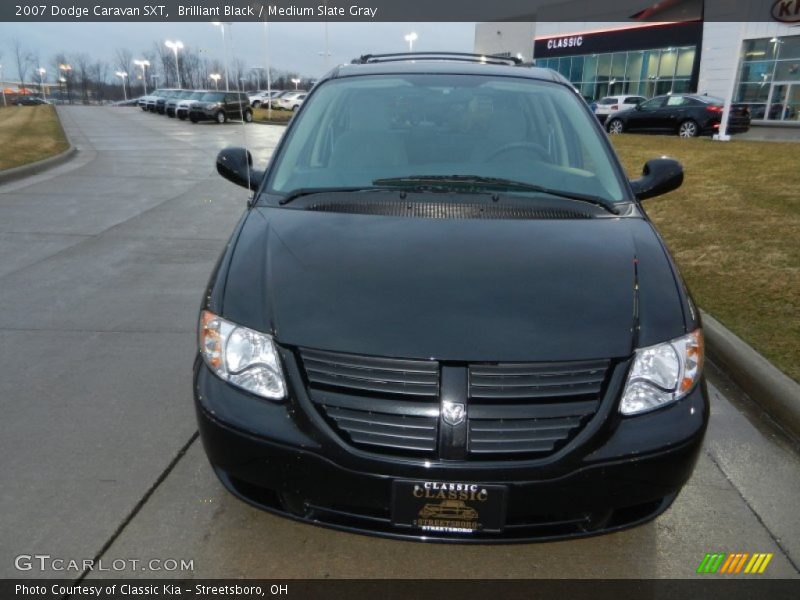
[1,106,798,580]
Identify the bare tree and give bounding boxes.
[73,53,92,104]
[154,41,173,87]
[12,38,32,88]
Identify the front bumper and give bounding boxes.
[194,354,709,542]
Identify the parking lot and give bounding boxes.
[1,106,799,579]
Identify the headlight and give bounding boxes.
[199,310,286,400]
[206,102,219,109]
[619,329,704,415]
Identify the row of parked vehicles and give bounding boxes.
[248,90,308,111]
[137,88,309,123]
[592,93,751,137]
[138,88,255,123]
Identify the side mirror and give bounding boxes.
[216,147,264,191]
[630,158,683,200]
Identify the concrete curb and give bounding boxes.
[702,310,800,440]
[0,113,78,185]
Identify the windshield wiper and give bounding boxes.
[372,175,619,214]
[278,186,394,205]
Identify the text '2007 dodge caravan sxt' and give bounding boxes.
[195,53,708,542]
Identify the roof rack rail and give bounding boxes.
[351,52,523,66]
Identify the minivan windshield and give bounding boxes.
[266,74,625,204]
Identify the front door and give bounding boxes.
[767,83,800,122]
[625,96,666,131]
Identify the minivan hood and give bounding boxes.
[224,207,644,362]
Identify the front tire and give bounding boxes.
[292,105,299,112]
[252,101,261,108]
[243,109,253,123]
[607,118,624,135]
[678,119,699,138]
[216,110,226,124]
[189,116,198,123]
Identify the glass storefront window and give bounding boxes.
[774,60,800,81]
[643,51,660,78]
[736,83,771,103]
[534,45,697,102]
[658,49,677,78]
[741,61,774,83]
[778,36,800,60]
[597,54,612,79]
[558,57,571,78]
[570,55,585,82]
[742,38,778,61]
[676,48,695,77]
[583,55,598,82]
[611,53,627,78]
[626,52,644,81]
[734,35,800,120]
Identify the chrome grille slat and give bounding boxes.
[467,359,611,459]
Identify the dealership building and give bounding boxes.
[474,0,800,122]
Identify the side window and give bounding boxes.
[224,93,237,103]
[666,95,687,107]
[639,97,666,110]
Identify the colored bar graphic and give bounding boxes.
[699,552,773,575]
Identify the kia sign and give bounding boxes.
[772,0,800,22]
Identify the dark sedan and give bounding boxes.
[606,94,751,137]
[12,95,48,106]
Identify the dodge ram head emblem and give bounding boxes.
[442,401,466,426]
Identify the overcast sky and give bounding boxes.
[0,22,476,82]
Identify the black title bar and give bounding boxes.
[4,0,800,22]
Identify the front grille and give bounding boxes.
[299,348,611,460]
[300,348,440,456]
[467,360,610,458]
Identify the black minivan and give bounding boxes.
[195,54,708,542]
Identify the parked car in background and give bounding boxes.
[274,92,307,111]
[249,90,285,108]
[594,95,646,124]
[155,89,181,115]
[146,89,175,112]
[606,94,751,137]
[12,95,48,106]
[166,90,196,117]
[189,91,252,124]
[269,90,294,108]
[176,90,208,120]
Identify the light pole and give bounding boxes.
[0,64,6,107]
[211,22,231,92]
[404,32,418,52]
[262,20,272,118]
[115,71,128,100]
[291,78,301,90]
[37,67,47,101]
[210,73,221,90]
[134,59,150,95]
[59,64,72,104]
[165,40,184,88]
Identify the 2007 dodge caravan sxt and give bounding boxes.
[194,53,708,542]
